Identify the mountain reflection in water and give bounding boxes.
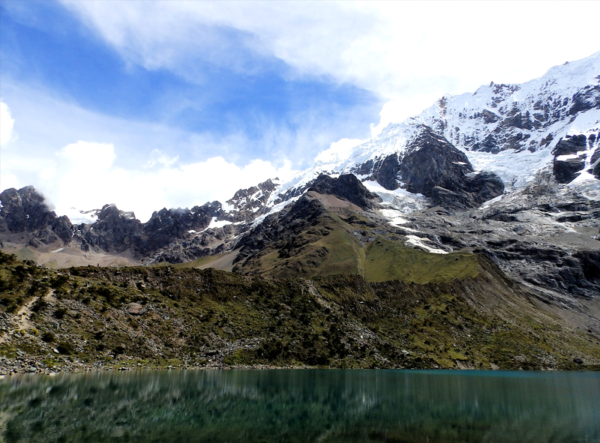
[1,370,599,443]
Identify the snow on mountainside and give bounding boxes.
[204,51,600,234]
[271,50,600,205]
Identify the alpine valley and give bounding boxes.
[1,52,600,375]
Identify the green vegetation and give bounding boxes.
[236,208,479,285]
[256,221,363,279]
[365,237,479,283]
[1,250,599,373]
[152,253,227,269]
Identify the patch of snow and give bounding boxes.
[405,235,448,254]
[363,180,427,214]
[466,148,555,190]
[62,207,99,224]
[480,194,506,209]
[202,218,232,232]
[222,201,235,212]
[379,208,409,227]
[51,248,64,253]
[556,154,582,161]
[252,196,301,228]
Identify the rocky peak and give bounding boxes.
[76,204,142,253]
[308,174,381,210]
[0,186,58,233]
[347,126,504,210]
[225,178,280,222]
[422,54,600,155]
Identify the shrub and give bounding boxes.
[41,331,56,343]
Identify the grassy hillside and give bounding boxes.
[364,237,479,283]
[1,251,599,375]
[233,203,480,285]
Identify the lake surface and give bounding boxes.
[1,370,599,443]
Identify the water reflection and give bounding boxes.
[1,370,599,442]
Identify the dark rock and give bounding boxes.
[392,126,504,209]
[233,195,327,266]
[573,358,584,365]
[568,85,600,116]
[552,135,588,156]
[77,204,142,253]
[308,174,381,210]
[553,156,586,184]
[591,147,600,179]
[481,109,499,124]
[430,187,473,211]
[371,154,402,190]
[399,126,474,196]
[0,187,58,233]
[465,171,505,203]
[51,216,74,243]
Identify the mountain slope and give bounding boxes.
[2,250,600,375]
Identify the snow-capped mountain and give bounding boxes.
[1,51,599,297]
[270,50,599,201]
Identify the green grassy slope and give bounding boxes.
[364,237,479,284]
[234,206,479,285]
[1,251,599,373]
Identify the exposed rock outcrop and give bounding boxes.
[352,126,505,210]
[308,174,381,210]
[0,187,60,234]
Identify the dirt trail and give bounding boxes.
[0,292,50,344]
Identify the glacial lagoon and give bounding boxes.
[1,369,599,442]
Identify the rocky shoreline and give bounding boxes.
[0,354,314,377]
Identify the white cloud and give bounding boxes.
[18,140,297,223]
[370,94,443,137]
[0,102,15,146]
[60,1,600,125]
[315,138,368,166]
[145,149,179,169]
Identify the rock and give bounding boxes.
[0,187,75,246]
[226,179,279,222]
[591,147,600,179]
[126,303,145,316]
[77,204,142,253]
[398,126,504,208]
[573,358,584,365]
[552,134,588,156]
[568,85,600,115]
[553,156,586,183]
[308,174,381,210]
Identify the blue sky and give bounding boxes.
[1,1,599,221]
[0,1,380,164]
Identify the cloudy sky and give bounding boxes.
[1,1,599,221]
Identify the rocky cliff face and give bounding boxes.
[351,126,505,210]
[0,180,276,264]
[0,187,58,235]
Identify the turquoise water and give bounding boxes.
[1,370,599,442]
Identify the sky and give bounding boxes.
[1,1,599,222]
